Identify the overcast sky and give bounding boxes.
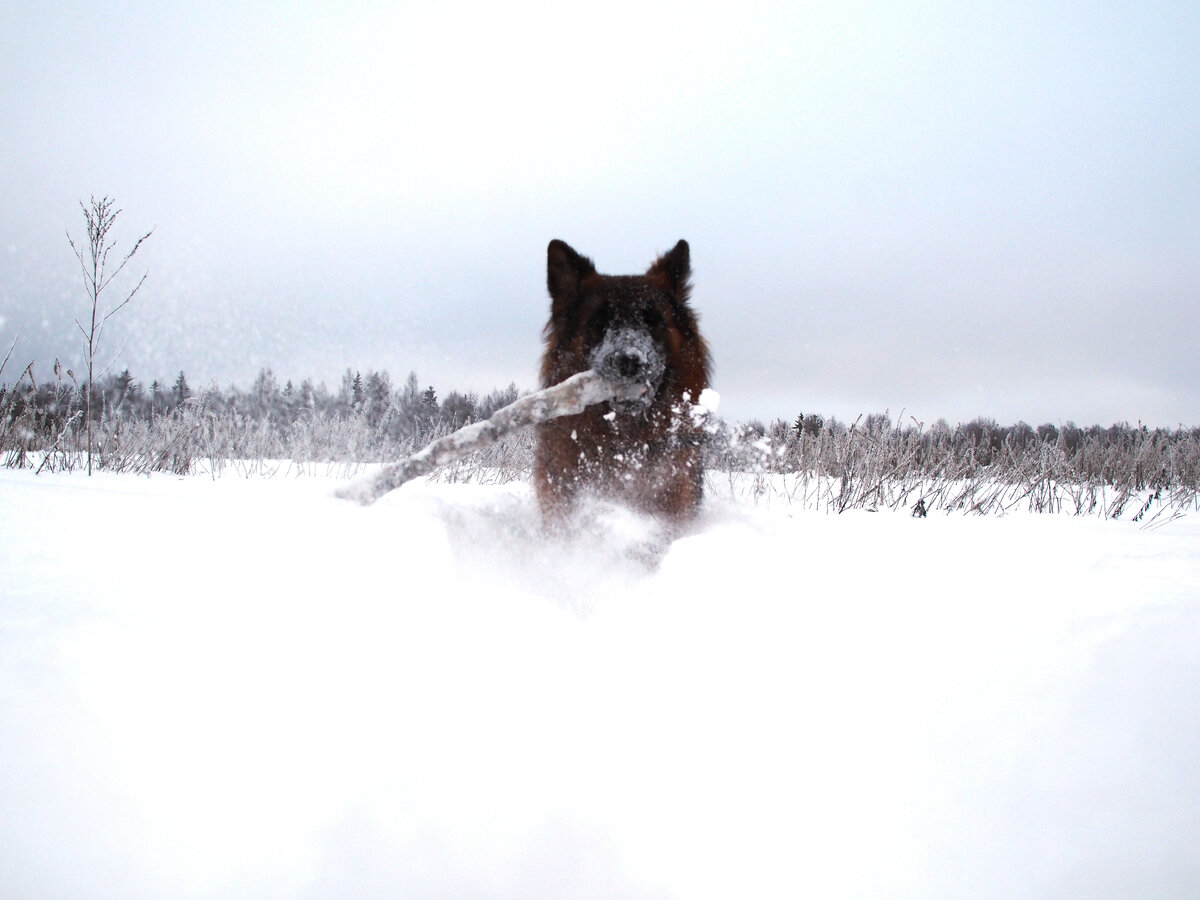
[2,1,1198,426]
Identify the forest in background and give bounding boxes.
[2,356,1198,525]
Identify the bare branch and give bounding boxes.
[103,271,148,322]
[0,336,16,382]
[99,227,154,294]
[94,337,130,381]
[336,370,648,505]
[66,231,96,289]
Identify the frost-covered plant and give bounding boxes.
[66,196,153,475]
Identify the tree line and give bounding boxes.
[728,411,1200,478]
[1,363,519,441]
[707,410,1200,521]
[2,358,1196,487]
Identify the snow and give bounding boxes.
[2,466,1199,899]
[696,387,720,415]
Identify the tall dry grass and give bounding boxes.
[4,375,1197,524]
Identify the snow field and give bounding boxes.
[2,467,1199,898]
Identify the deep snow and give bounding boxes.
[2,466,1199,899]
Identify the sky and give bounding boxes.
[2,0,1198,427]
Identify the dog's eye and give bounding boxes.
[585,305,611,339]
[641,307,663,329]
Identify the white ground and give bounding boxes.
[2,466,1199,899]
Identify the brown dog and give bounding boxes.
[534,239,711,528]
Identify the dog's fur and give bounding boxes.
[534,239,710,527]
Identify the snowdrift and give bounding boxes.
[2,467,1199,899]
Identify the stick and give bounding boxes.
[334,369,647,505]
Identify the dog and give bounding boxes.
[534,239,711,529]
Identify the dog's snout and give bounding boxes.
[588,325,667,410]
[612,351,644,381]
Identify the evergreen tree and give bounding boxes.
[173,371,191,406]
[115,368,134,398]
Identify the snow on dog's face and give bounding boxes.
[588,315,667,413]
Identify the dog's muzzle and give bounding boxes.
[590,327,666,413]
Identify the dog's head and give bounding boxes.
[542,239,699,413]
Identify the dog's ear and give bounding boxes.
[647,240,691,299]
[547,240,596,312]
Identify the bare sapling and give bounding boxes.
[335,369,648,505]
[67,196,153,474]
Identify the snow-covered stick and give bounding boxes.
[334,369,647,506]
